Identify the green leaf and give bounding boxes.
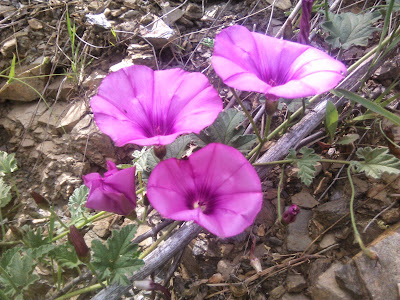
[165,135,191,159]
[92,224,143,285]
[68,185,90,226]
[50,244,83,269]
[336,89,400,126]
[7,54,16,84]
[0,250,39,298]
[0,151,18,176]
[31,244,56,260]
[0,178,12,208]
[23,227,51,248]
[287,147,321,186]
[325,101,338,142]
[351,147,400,179]
[322,11,381,50]
[0,247,21,269]
[336,133,360,145]
[192,109,256,153]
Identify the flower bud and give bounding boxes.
[31,191,50,210]
[282,204,300,224]
[133,280,171,300]
[68,225,91,263]
[153,145,167,160]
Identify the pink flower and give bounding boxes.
[147,143,263,238]
[90,65,223,146]
[83,161,136,215]
[212,25,347,100]
[282,204,300,224]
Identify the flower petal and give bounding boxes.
[147,143,263,237]
[91,65,223,146]
[212,25,347,99]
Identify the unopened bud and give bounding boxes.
[31,191,50,210]
[143,194,150,206]
[133,280,171,299]
[68,225,91,263]
[282,204,300,224]
[153,146,167,160]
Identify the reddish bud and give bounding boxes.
[153,145,167,160]
[31,191,50,210]
[134,280,171,300]
[68,225,91,263]
[282,204,300,224]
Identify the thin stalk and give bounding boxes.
[87,262,106,288]
[0,208,5,238]
[347,167,377,259]
[230,88,263,143]
[277,164,286,223]
[55,283,104,300]
[251,113,274,162]
[139,221,180,259]
[48,206,69,230]
[324,0,330,21]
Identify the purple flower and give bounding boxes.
[298,0,315,45]
[282,204,300,224]
[90,65,223,146]
[147,143,263,238]
[83,161,136,215]
[211,25,347,100]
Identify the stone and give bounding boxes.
[382,208,400,224]
[270,285,286,299]
[123,0,138,9]
[282,293,311,300]
[286,209,313,252]
[38,102,67,130]
[28,18,43,30]
[308,258,332,286]
[71,115,116,167]
[57,100,86,133]
[0,57,51,101]
[86,13,112,29]
[291,190,319,208]
[352,223,400,300]
[1,101,47,131]
[265,0,292,10]
[184,3,202,20]
[217,259,236,281]
[92,219,111,238]
[0,38,17,57]
[367,183,390,205]
[140,18,175,49]
[335,261,367,298]
[319,233,336,249]
[161,2,184,25]
[82,70,107,89]
[310,263,354,300]
[286,274,307,292]
[313,199,349,228]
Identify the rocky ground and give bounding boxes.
[0,0,400,299]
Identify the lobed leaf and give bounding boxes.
[322,11,381,50]
[92,224,143,285]
[336,133,360,145]
[192,109,256,153]
[0,178,12,208]
[68,185,90,226]
[0,151,18,176]
[50,244,83,270]
[351,147,400,178]
[287,147,321,186]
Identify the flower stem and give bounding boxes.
[347,167,377,259]
[139,221,180,259]
[277,164,286,223]
[48,206,69,230]
[230,88,263,144]
[87,262,106,288]
[54,283,104,300]
[251,113,274,162]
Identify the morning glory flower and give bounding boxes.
[83,161,136,215]
[212,25,347,100]
[90,65,223,146]
[147,143,263,238]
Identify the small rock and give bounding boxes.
[286,274,307,292]
[382,208,400,224]
[47,76,75,101]
[92,219,111,238]
[308,258,332,286]
[161,2,184,25]
[291,190,319,208]
[367,183,389,205]
[313,199,349,228]
[140,18,175,49]
[319,233,336,249]
[86,13,112,29]
[58,100,87,133]
[270,285,286,299]
[335,261,367,298]
[286,209,313,252]
[282,293,311,300]
[38,102,67,131]
[0,38,17,57]
[217,259,236,281]
[310,263,354,300]
[82,70,107,89]
[201,4,221,21]
[184,3,202,20]
[28,18,43,30]
[208,273,223,284]
[265,0,292,10]
[123,0,138,9]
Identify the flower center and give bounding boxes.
[193,201,207,212]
